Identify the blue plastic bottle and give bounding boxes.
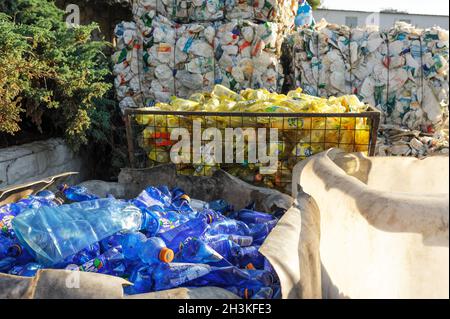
[35,190,56,201]
[206,239,240,264]
[252,287,274,299]
[0,235,15,259]
[236,209,276,225]
[12,199,144,266]
[132,186,171,210]
[138,237,174,264]
[121,232,147,261]
[171,190,193,213]
[185,265,254,287]
[152,263,212,291]
[8,263,43,277]
[56,243,101,268]
[203,234,253,247]
[158,217,211,253]
[236,246,265,269]
[242,269,274,286]
[144,206,189,235]
[125,264,154,295]
[224,284,265,299]
[59,184,99,202]
[207,199,233,214]
[248,220,278,245]
[0,235,33,265]
[178,238,232,267]
[207,219,251,236]
[0,257,16,272]
[79,246,126,276]
[100,233,124,253]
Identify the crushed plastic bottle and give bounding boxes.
[249,220,278,245]
[235,209,277,225]
[9,263,43,277]
[58,184,100,202]
[158,217,212,253]
[79,246,126,277]
[12,199,144,266]
[207,219,251,236]
[152,263,212,291]
[179,238,232,267]
[1,184,281,299]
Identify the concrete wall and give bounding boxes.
[0,138,85,188]
[315,9,449,30]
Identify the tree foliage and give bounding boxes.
[0,0,112,151]
[307,0,321,10]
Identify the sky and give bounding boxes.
[320,0,450,16]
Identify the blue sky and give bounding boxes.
[320,0,450,16]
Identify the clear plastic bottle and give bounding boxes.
[12,199,144,266]
[207,219,251,236]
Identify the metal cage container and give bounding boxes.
[124,107,380,192]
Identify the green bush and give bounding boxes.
[0,0,112,152]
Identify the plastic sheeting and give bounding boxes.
[132,0,298,24]
[292,149,449,299]
[284,20,449,156]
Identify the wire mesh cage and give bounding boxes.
[124,107,380,192]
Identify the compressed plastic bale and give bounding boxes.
[421,25,449,132]
[284,20,449,158]
[350,25,389,118]
[113,22,142,111]
[214,20,285,93]
[385,23,424,131]
[174,22,216,98]
[133,0,297,24]
[225,0,298,25]
[141,15,177,103]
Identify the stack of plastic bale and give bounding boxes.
[113,22,142,111]
[119,0,297,106]
[213,20,285,93]
[284,20,449,157]
[285,20,352,97]
[350,25,389,119]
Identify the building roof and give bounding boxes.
[316,7,449,18]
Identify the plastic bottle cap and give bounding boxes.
[245,263,256,270]
[180,194,191,202]
[159,247,174,263]
[254,174,263,182]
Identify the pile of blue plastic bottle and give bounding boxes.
[0,184,283,299]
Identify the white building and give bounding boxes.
[314,8,449,30]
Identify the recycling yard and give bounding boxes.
[0,0,448,302]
